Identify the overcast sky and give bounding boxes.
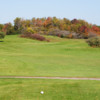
[0,0,100,25]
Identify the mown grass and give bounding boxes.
[0,79,100,100]
[0,35,100,77]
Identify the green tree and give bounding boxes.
[14,17,22,33]
[0,24,3,31]
[0,32,5,39]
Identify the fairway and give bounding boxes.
[0,79,100,100]
[0,35,100,77]
[0,0,100,99]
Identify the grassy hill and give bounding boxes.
[0,35,100,77]
[0,35,100,100]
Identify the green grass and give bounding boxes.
[0,35,100,100]
[0,35,100,77]
[0,79,100,100]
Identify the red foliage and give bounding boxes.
[43,17,52,28]
[71,19,79,24]
[2,23,9,32]
[36,19,42,27]
[92,26,100,32]
[79,25,89,33]
[20,33,49,41]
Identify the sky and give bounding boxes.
[0,0,100,25]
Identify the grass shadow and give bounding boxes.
[0,41,4,42]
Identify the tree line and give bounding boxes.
[0,17,100,39]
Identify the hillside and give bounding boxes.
[0,35,100,77]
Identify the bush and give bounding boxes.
[48,29,70,38]
[6,27,17,35]
[0,32,5,39]
[48,29,84,39]
[86,36,100,47]
[20,33,49,41]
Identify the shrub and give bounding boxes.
[30,34,46,41]
[20,33,49,41]
[48,29,70,38]
[48,29,84,39]
[21,27,37,35]
[88,31,98,38]
[6,27,17,35]
[26,27,36,34]
[0,32,5,39]
[86,36,100,47]
[0,24,3,31]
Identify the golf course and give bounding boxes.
[0,35,100,100]
[0,0,100,99]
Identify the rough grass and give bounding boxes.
[0,35,100,77]
[0,79,100,100]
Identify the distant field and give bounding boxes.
[0,35,100,77]
[0,79,100,100]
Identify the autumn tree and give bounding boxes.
[12,17,100,38]
[92,26,100,32]
[52,17,59,27]
[43,17,52,28]
[71,19,79,24]
[2,23,15,35]
[0,24,4,31]
[14,17,23,33]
